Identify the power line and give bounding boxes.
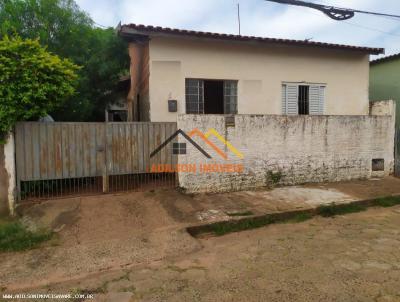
[93,21,109,29]
[291,4,400,38]
[265,0,400,21]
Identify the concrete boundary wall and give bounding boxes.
[177,101,395,193]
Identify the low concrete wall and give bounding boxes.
[177,101,395,193]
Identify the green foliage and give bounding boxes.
[283,212,313,223]
[0,36,79,139]
[189,195,400,238]
[265,170,283,186]
[212,216,275,236]
[0,0,129,121]
[226,211,254,217]
[373,196,400,207]
[0,220,52,252]
[316,203,367,217]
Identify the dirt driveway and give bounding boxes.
[1,177,400,301]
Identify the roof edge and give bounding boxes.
[371,53,400,65]
[118,23,384,55]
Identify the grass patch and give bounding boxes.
[316,203,367,217]
[188,195,400,238]
[212,216,275,236]
[226,211,254,217]
[374,196,400,207]
[0,221,52,252]
[212,211,313,236]
[284,212,313,223]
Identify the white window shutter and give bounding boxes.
[309,85,325,115]
[282,84,286,114]
[319,86,325,114]
[285,84,298,115]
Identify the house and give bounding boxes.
[370,53,400,126]
[117,23,383,122]
[370,53,400,177]
[105,76,130,122]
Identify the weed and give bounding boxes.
[266,171,283,185]
[0,221,52,252]
[213,216,276,236]
[226,211,254,217]
[110,271,130,282]
[374,196,400,207]
[316,203,366,217]
[120,285,136,293]
[285,212,313,223]
[188,195,400,238]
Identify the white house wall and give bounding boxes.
[148,36,370,122]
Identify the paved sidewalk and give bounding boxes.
[162,176,400,224]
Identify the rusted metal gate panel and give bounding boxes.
[105,122,177,175]
[15,122,177,201]
[15,122,106,181]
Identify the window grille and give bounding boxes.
[224,80,238,114]
[185,79,204,114]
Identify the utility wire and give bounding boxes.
[93,21,109,28]
[265,0,400,21]
[291,4,400,38]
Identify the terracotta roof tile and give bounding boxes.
[119,23,384,55]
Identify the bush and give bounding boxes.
[0,36,79,141]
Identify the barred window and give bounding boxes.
[185,79,238,114]
[224,80,238,114]
[185,79,204,114]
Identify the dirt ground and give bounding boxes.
[1,177,400,301]
[6,205,400,302]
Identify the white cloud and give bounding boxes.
[75,0,400,56]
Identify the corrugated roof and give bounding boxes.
[370,52,400,65]
[118,23,384,55]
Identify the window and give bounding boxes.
[172,143,186,155]
[185,79,237,114]
[298,85,309,115]
[224,81,238,114]
[282,83,325,115]
[185,79,204,114]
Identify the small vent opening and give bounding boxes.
[372,158,384,171]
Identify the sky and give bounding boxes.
[75,0,400,58]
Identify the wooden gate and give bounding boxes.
[15,122,177,201]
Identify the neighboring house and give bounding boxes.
[370,53,400,126]
[370,53,400,177]
[105,76,130,122]
[117,23,383,122]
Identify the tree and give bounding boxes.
[0,0,129,121]
[0,37,79,140]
